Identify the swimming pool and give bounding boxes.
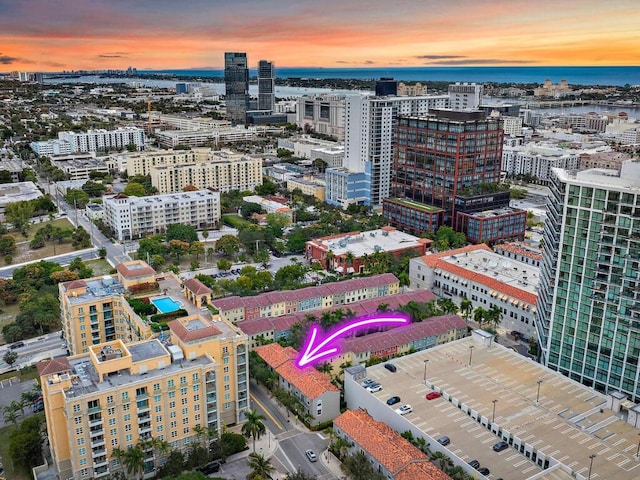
[151,296,183,314]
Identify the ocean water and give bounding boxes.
[146,66,640,87]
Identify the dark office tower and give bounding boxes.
[384,109,526,242]
[224,52,249,124]
[375,78,398,96]
[258,60,275,112]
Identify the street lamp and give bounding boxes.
[636,433,640,458]
[536,379,543,403]
[588,454,596,480]
[423,359,429,383]
[468,345,474,367]
[492,399,498,423]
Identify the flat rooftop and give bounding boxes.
[64,340,213,399]
[385,197,444,213]
[354,337,640,480]
[65,277,127,305]
[431,246,539,297]
[308,227,425,257]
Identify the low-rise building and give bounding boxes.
[31,139,73,156]
[52,156,110,180]
[334,409,451,480]
[0,181,43,218]
[212,273,400,324]
[324,167,369,208]
[382,198,444,237]
[493,241,542,267]
[58,127,145,153]
[242,195,292,219]
[409,244,539,339]
[286,176,326,202]
[305,226,430,273]
[239,289,436,349]
[255,343,340,426]
[103,189,220,241]
[456,206,527,244]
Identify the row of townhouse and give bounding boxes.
[211,273,400,323]
[238,289,437,348]
[254,343,340,426]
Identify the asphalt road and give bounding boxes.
[0,330,65,373]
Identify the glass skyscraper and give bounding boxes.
[537,161,640,400]
[258,60,275,112]
[224,52,249,124]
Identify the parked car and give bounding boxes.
[384,363,397,372]
[197,461,221,474]
[9,341,25,350]
[478,467,490,475]
[437,435,450,446]
[426,391,442,400]
[361,378,375,387]
[305,450,317,462]
[386,396,401,405]
[367,383,383,393]
[395,404,413,415]
[32,399,44,413]
[468,460,480,469]
[493,441,509,452]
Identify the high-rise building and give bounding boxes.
[385,110,526,243]
[343,94,449,206]
[448,82,483,111]
[536,160,640,400]
[257,60,275,112]
[224,52,249,124]
[39,312,248,480]
[375,78,398,96]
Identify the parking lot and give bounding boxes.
[348,335,640,480]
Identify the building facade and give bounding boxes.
[149,153,262,194]
[296,94,347,141]
[410,244,539,339]
[536,161,640,400]
[58,127,145,153]
[305,226,430,273]
[448,82,483,111]
[103,189,221,241]
[224,52,249,124]
[257,60,275,112]
[381,198,444,236]
[502,142,581,182]
[39,311,248,480]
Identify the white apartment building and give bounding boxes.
[621,127,640,145]
[276,136,342,160]
[448,82,483,111]
[502,142,580,182]
[149,152,262,194]
[30,139,73,156]
[103,189,220,241]
[118,149,204,176]
[309,144,345,168]
[57,127,145,153]
[503,116,524,137]
[296,94,347,140]
[344,94,449,206]
[409,244,540,339]
[154,126,283,149]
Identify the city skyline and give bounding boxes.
[0,0,638,71]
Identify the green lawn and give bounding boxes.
[0,303,20,338]
[84,258,114,276]
[9,217,75,242]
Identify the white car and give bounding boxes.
[367,383,383,393]
[395,404,413,415]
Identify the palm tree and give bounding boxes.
[377,302,389,312]
[121,445,145,480]
[473,306,487,327]
[460,298,473,324]
[285,469,318,480]
[487,304,503,329]
[193,425,209,449]
[319,310,336,331]
[242,409,267,452]
[344,251,355,273]
[325,250,335,270]
[247,452,276,480]
[111,446,127,471]
[3,407,19,427]
[437,297,458,315]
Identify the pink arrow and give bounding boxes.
[296,314,410,368]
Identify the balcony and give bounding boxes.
[94,468,110,478]
[91,437,106,448]
[92,448,107,459]
[93,458,109,469]
[137,405,150,415]
[138,413,151,423]
[207,393,216,404]
[89,417,104,427]
[139,424,152,435]
[90,427,104,438]
[88,405,102,415]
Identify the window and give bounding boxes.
[182,408,188,415]
[192,373,199,381]
[181,387,187,395]
[109,418,116,426]
[73,404,81,413]
[169,401,175,409]
[155,405,162,413]
[111,438,118,446]
[153,383,160,391]
[123,403,130,411]
[168,379,174,388]
[77,438,84,445]
[110,428,117,436]
[106,395,114,404]
[126,434,133,442]
[108,407,115,416]
[75,416,82,424]
[193,394,200,402]
[78,447,85,456]
[124,413,131,421]
[192,384,199,392]
[75,427,83,435]
[180,376,187,385]
[122,392,129,400]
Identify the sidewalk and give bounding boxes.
[226,424,279,462]
[320,449,345,480]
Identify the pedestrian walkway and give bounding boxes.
[320,449,344,480]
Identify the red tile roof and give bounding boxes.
[212,273,399,313]
[116,261,156,279]
[63,279,87,291]
[254,344,339,400]
[37,357,71,376]
[169,316,222,342]
[183,278,212,295]
[334,409,451,480]
[420,245,537,304]
[493,242,543,261]
[239,289,436,337]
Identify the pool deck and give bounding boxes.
[154,273,203,318]
[150,295,184,314]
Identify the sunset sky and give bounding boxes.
[1,0,638,71]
